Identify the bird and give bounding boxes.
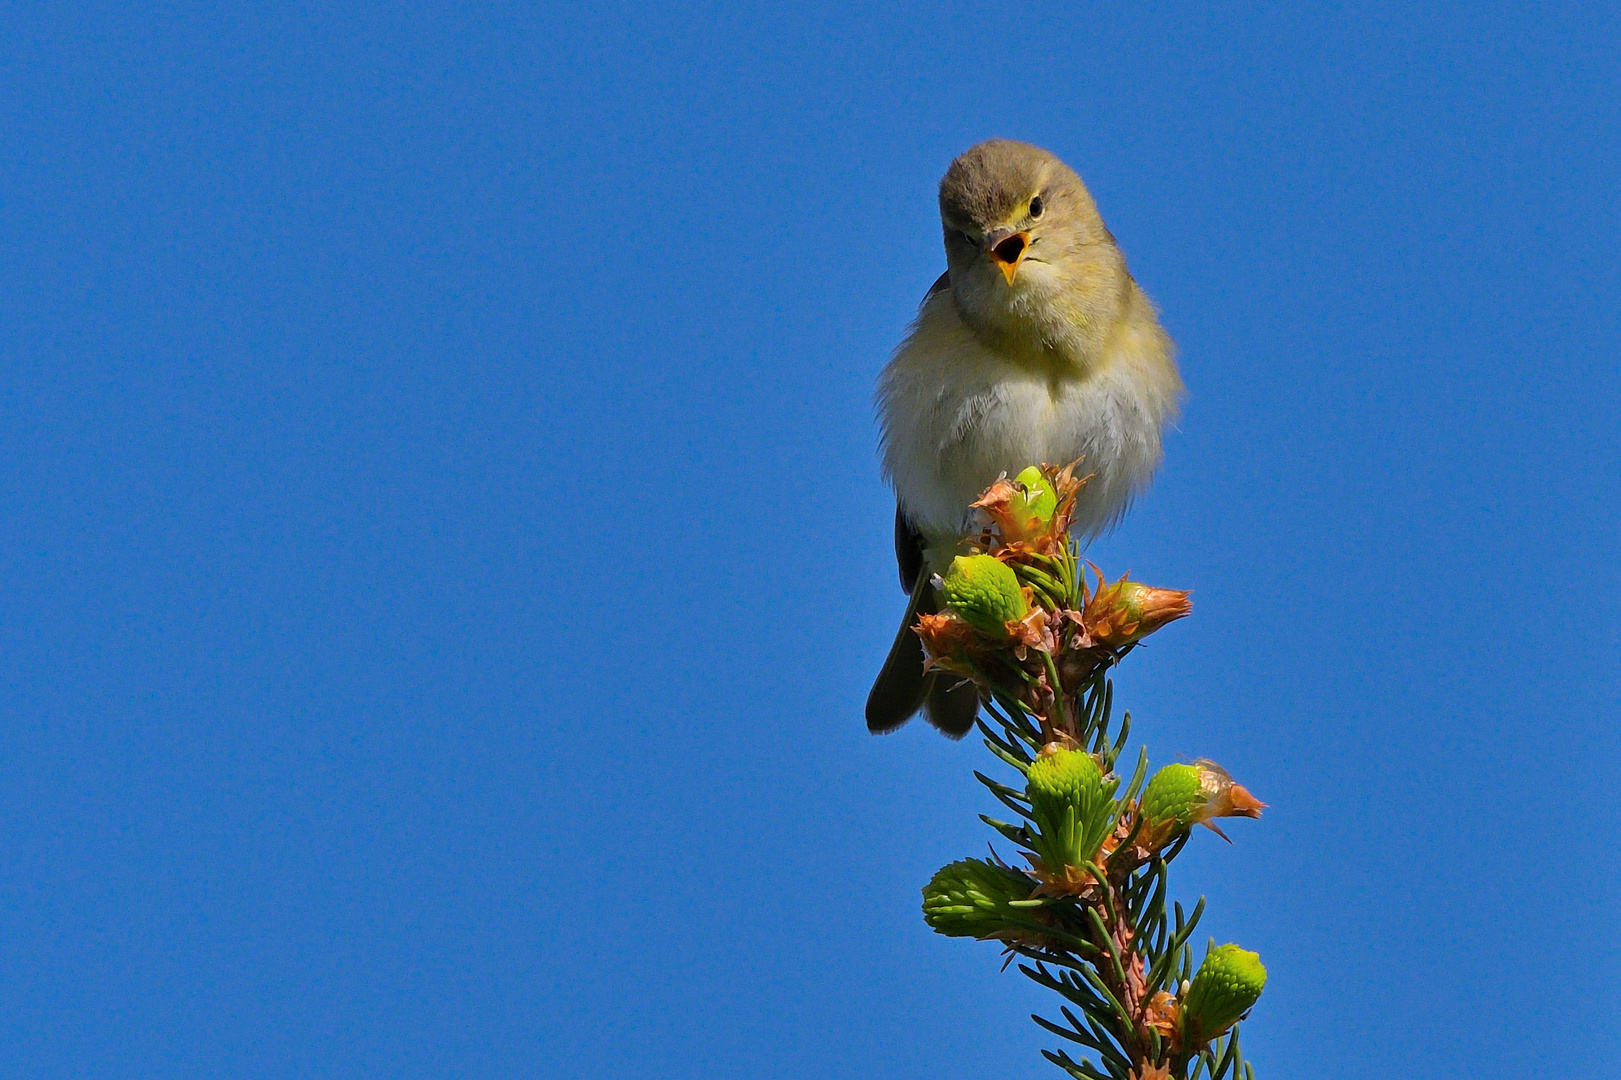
[867,139,1184,737]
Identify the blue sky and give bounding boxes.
[1,2,1617,1077]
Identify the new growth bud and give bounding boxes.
[1011,466,1058,528]
[1025,746,1119,880]
[1140,761,1266,846]
[940,554,1029,637]
[922,859,1043,942]
[1083,571,1192,648]
[1181,944,1266,1046]
[1141,763,1208,827]
[970,464,1074,547]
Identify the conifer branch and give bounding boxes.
[915,464,1269,1079]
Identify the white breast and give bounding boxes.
[878,290,1175,547]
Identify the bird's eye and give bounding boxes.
[957,229,976,246]
[1029,196,1044,219]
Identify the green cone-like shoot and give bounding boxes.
[1012,466,1058,526]
[1139,761,1265,848]
[922,859,1043,941]
[1182,944,1267,1045]
[1142,763,1206,827]
[940,554,1028,636]
[1025,747,1119,874]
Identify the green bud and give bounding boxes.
[1182,944,1267,1045]
[1013,466,1058,525]
[940,554,1028,636]
[1141,764,1207,827]
[1139,761,1264,847]
[1025,748,1119,874]
[921,859,1041,941]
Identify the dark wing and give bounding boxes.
[894,503,925,594]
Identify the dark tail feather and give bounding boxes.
[923,672,979,738]
[865,573,980,738]
[866,574,931,734]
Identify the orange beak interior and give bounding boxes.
[988,231,1030,284]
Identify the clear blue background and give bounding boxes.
[1,3,1616,1077]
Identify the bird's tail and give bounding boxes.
[865,572,979,738]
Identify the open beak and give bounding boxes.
[985,229,1031,285]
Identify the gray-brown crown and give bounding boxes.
[939,139,1094,230]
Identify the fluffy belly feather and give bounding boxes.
[878,302,1173,547]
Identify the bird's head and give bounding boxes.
[939,140,1128,359]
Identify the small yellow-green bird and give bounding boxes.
[867,139,1184,737]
